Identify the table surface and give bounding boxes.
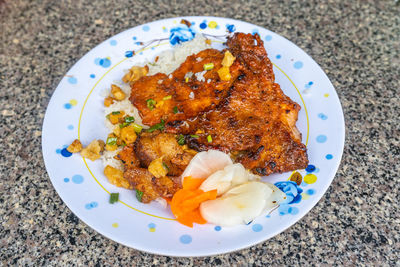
[1,0,399,265]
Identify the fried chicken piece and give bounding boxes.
[116,144,140,169]
[130,49,242,125]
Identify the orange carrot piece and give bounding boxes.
[182,176,206,190]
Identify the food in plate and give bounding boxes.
[68,31,307,227]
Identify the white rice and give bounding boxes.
[102,35,211,170]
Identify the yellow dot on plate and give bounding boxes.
[301,193,310,200]
[106,56,111,60]
[173,20,177,24]
[324,93,329,97]
[149,228,156,232]
[112,223,119,228]
[208,21,217,29]
[304,174,317,184]
[162,26,166,29]
[69,99,78,106]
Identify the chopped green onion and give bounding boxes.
[119,122,130,128]
[109,193,119,204]
[146,99,156,110]
[190,134,199,138]
[132,123,143,133]
[111,111,121,115]
[124,116,135,123]
[177,134,185,145]
[106,137,118,145]
[136,190,143,202]
[203,63,214,70]
[120,143,126,147]
[162,162,169,171]
[106,114,110,119]
[163,95,172,100]
[148,62,156,66]
[207,135,213,143]
[147,119,165,133]
[173,106,179,114]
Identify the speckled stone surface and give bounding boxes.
[1,0,399,265]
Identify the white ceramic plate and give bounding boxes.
[42,16,345,256]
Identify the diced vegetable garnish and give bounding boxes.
[190,134,199,138]
[111,84,126,101]
[177,134,185,145]
[108,111,125,124]
[170,176,217,227]
[163,95,172,100]
[203,63,214,71]
[221,51,236,67]
[147,119,165,133]
[136,190,144,202]
[125,116,135,123]
[148,157,168,178]
[67,139,83,153]
[207,135,212,143]
[146,99,156,110]
[185,77,189,83]
[109,193,119,204]
[104,165,132,189]
[106,136,118,145]
[132,123,143,133]
[217,66,231,81]
[80,140,105,161]
[120,125,137,145]
[173,106,179,114]
[104,96,114,107]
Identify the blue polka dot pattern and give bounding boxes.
[180,234,192,244]
[200,21,207,29]
[67,76,77,84]
[64,178,70,183]
[110,40,117,46]
[148,223,156,228]
[276,54,281,59]
[56,149,61,154]
[214,226,221,231]
[252,224,263,232]
[72,174,84,184]
[94,58,112,68]
[318,113,328,120]
[67,125,74,130]
[265,35,272,41]
[226,24,236,33]
[64,103,72,109]
[306,189,315,195]
[90,74,95,78]
[85,202,98,210]
[142,25,150,32]
[294,61,303,69]
[125,51,134,58]
[316,135,327,143]
[132,36,137,40]
[326,154,333,159]
[252,29,259,35]
[61,148,72,157]
[306,164,316,173]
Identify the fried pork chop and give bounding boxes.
[130,49,242,125]
[129,33,308,176]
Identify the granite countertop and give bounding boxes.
[1,0,399,265]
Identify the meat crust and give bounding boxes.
[129,32,308,176]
